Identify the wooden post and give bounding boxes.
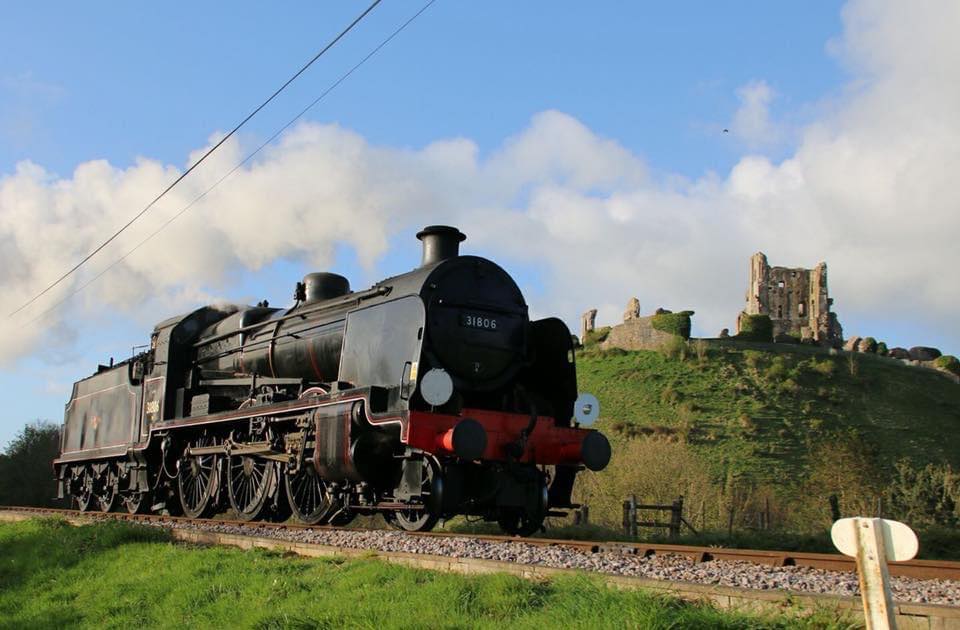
[582,505,589,526]
[832,517,919,630]
[764,496,771,530]
[829,494,841,521]
[623,495,639,537]
[669,496,683,538]
[853,518,897,629]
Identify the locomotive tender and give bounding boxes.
[54,226,610,535]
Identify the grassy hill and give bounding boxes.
[573,340,960,535]
[578,341,960,480]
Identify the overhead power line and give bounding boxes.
[29,0,438,325]
[9,0,384,318]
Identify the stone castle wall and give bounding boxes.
[601,314,677,351]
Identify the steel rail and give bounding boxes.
[3,505,958,582]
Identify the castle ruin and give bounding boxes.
[737,252,843,346]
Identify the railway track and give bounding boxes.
[4,505,959,582]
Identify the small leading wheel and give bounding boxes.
[285,463,332,525]
[178,437,220,519]
[227,453,275,521]
[96,464,119,513]
[73,466,94,512]
[389,458,441,533]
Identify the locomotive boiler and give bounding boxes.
[53,226,610,535]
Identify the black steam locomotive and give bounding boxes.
[54,226,610,535]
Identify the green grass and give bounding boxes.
[577,341,960,481]
[0,519,853,629]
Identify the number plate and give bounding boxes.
[460,313,498,330]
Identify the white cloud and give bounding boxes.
[1,0,959,363]
[730,80,782,149]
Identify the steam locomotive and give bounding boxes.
[53,226,610,535]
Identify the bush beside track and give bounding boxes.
[0,519,850,629]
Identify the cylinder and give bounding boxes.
[416,225,466,266]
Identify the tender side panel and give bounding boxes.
[62,366,140,455]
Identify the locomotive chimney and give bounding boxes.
[416,225,466,266]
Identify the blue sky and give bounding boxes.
[0,2,845,176]
[3,1,958,448]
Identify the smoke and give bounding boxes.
[2,0,959,364]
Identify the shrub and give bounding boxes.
[692,338,709,363]
[860,337,878,353]
[573,436,723,530]
[735,314,773,342]
[847,352,859,377]
[780,378,800,395]
[886,460,959,528]
[876,342,888,356]
[743,350,765,370]
[594,346,627,358]
[809,358,836,376]
[935,355,960,376]
[659,335,687,360]
[660,383,682,405]
[651,310,694,339]
[0,421,62,507]
[764,356,788,382]
[794,432,884,530]
[737,413,757,433]
[583,326,611,346]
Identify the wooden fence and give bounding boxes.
[622,495,698,538]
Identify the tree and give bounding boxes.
[0,421,63,507]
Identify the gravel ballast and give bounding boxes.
[144,520,960,607]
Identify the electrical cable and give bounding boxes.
[10,0,384,318]
[28,0,437,325]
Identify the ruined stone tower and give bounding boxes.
[738,252,843,346]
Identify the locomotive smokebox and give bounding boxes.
[303,272,350,303]
[417,225,466,266]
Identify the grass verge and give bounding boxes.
[0,519,855,629]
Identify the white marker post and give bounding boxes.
[831,517,919,630]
